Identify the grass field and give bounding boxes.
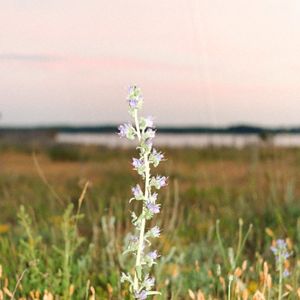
[1,143,300,299]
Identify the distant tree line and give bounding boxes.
[0,124,300,135]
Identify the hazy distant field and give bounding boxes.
[1,143,300,299]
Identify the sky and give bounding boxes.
[0,0,300,126]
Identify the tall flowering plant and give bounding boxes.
[119,86,166,299]
[270,239,291,300]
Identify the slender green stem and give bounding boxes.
[235,224,253,267]
[134,110,141,140]
[134,217,146,290]
[227,275,233,300]
[278,261,283,300]
[216,220,230,270]
[235,219,243,266]
[133,109,150,291]
[267,285,271,300]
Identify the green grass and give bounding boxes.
[0,144,300,299]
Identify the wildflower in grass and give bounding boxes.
[128,86,143,110]
[150,149,164,167]
[151,175,167,189]
[149,226,160,237]
[119,86,166,298]
[148,250,159,260]
[118,124,129,137]
[129,98,139,109]
[146,250,160,267]
[145,128,156,139]
[132,184,143,200]
[283,269,290,278]
[144,277,155,289]
[118,123,135,140]
[132,158,143,168]
[270,239,291,299]
[146,201,160,214]
[135,290,147,300]
[270,239,290,262]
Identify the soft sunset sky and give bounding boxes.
[0,0,300,126]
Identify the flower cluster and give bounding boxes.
[270,239,291,277]
[119,86,166,299]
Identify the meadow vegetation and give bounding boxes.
[0,143,300,299]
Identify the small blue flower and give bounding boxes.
[146,201,160,214]
[270,239,290,260]
[135,290,147,300]
[132,158,144,169]
[153,176,167,189]
[152,149,164,161]
[157,176,167,187]
[127,86,143,110]
[150,149,164,167]
[277,239,286,247]
[132,184,143,200]
[144,277,155,289]
[272,239,287,253]
[118,123,131,138]
[148,250,159,260]
[145,128,156,140]
[128,98,139,108]
[150,226,160,237]
[283,269,290,278]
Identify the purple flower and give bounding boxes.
[118,123,131,138]
[146,201,160,214]
[283,269,290,278]
[132,158,144,169]
[145,277,155,289]
[150,226,160,237]
[128,98,139,108]
[132,184,143,199]
[276,239,286,248]
[270,239,287,254]
[135,290,147,300]
[270,239,291,263]
[148,250,160,260]
[152,149,164,161]
[127,86,143,109]
[145,128,156,140]
[153,176,167,189]
[151,149,164,167]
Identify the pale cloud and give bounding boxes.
[0,53,63,62]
